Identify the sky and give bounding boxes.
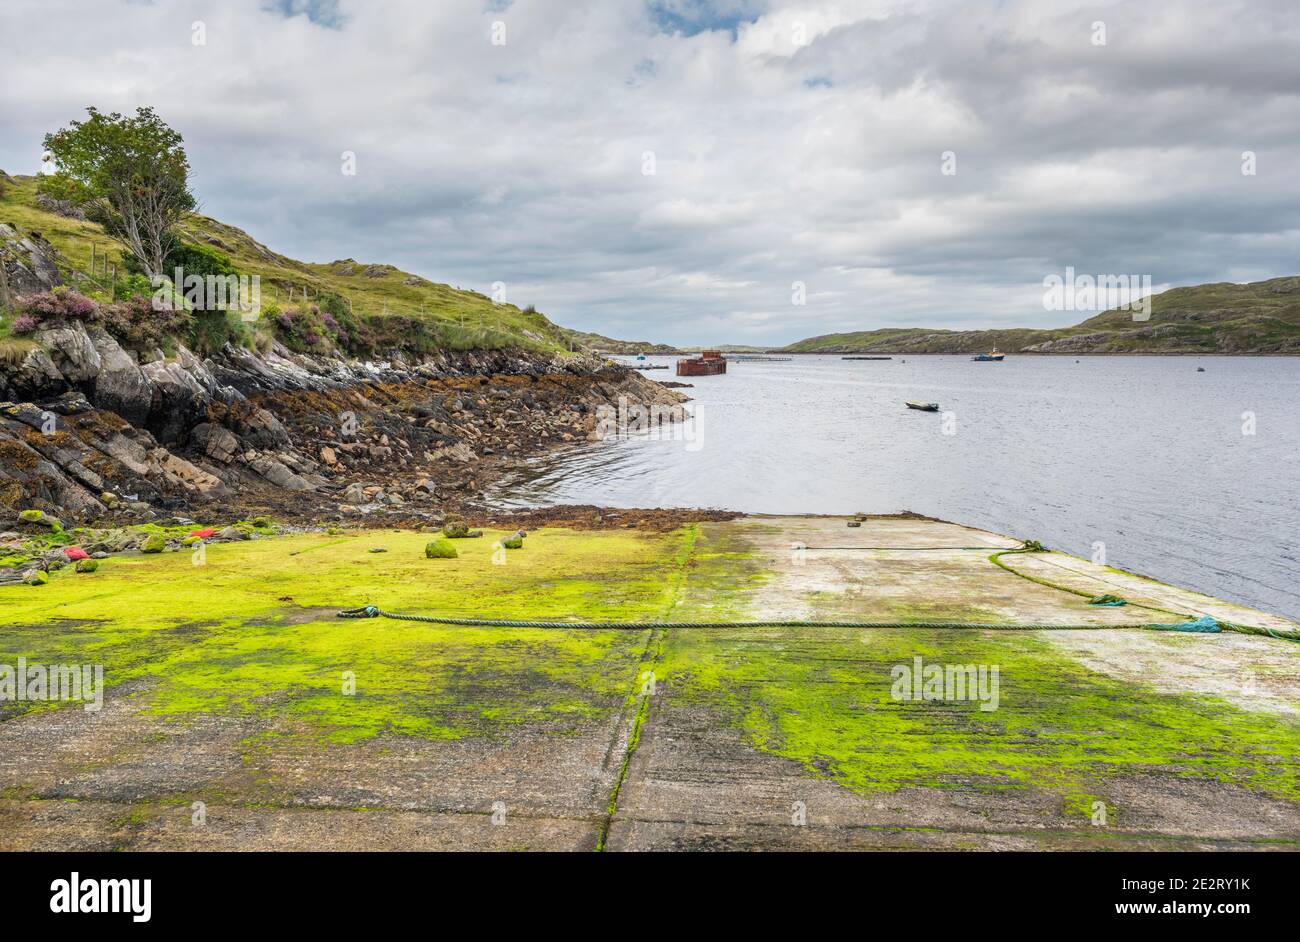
[1,0,1298,345]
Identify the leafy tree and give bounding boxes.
[40,107,196,279]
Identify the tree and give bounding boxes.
[40,107,196,279]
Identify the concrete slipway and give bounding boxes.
[1,516,1297,851]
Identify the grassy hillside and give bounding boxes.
[0,172,572,354]
[784,277,1300,355]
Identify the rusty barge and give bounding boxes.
[676,350,727,376]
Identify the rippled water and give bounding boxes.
[492,355,1300,619]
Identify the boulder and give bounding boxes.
[19,508,63,531]
[248,455,312,490]
[192,423,241,464]
[424,538,458,559]
[35,322,101,384]
[141,533,166,553]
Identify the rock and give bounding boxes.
[847,520,861,528]
[100,491,120,509]
[442,521,483,539]
[217,526,248,541]
[87,326,151,425]
[501,535,523,550]
[342,483,368,504]
[85,529,134,553]
[91,551,109,559]
[153,449,227,495]
[192,423,241,464]
[22,569,49,586]
[19,509,64,531]
[320,446,338,465]
[34,322,102,384]
[248,455,312,490]
[74,558,98,573]
[424,538,458,559]
[141,533,166,553]
[369,547,388,553]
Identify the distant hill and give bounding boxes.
[561,327,681,355]
[782,277,1300,355]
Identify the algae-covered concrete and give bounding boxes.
[1,516,1297,851]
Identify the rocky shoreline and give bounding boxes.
[0,319,690,544]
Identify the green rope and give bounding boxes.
[989,543,1300,643]
[334,540,1300,642]
[336,605,1210,633]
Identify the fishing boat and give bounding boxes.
[905,401,940,412]
[677,350,727,376]
[971,350,1005,361]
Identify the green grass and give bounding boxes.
[0,173,572,354]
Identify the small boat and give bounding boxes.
[971,350,1005,361]
[906,401,940,412]
[1196,366,1206,372]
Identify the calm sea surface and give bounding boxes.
[492,355,1300,619]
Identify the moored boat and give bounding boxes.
[971,350,1005,361]
[905,400,940,412]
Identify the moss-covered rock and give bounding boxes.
[18,509,63,532]
[501,535,523,550]
[443,521,483,539]
[424,538,459,559]
[141,533,166,553]
[74,558,98,573]
[21,568,48,586]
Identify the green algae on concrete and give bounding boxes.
[657,625,1300,805]
[0,527,689,741]
[4,516,1298,825]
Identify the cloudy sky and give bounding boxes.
[1,0,1298,345]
